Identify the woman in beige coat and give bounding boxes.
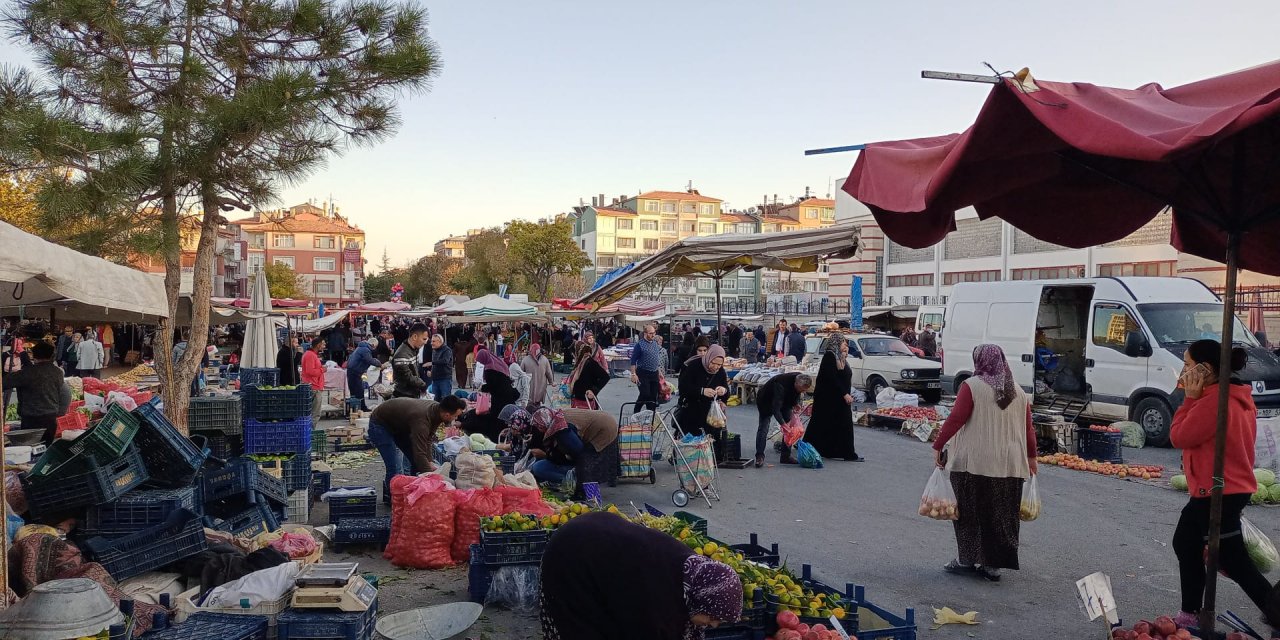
[519,343,555,406]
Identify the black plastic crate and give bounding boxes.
[82,509,208,581]
[238,367,280,388]
[730,533,781,568]
[675,511,708,536]
[850,585,917,640]
[474,450,517,474]
[328,488,377,523]
[311,470,332,503]
[333,516,391,550]
[205,499,281,538]
[477,528,549,565]
[133,399,208,488]
[245,417,313,454]
[283,454,311,492]
[84,486,201,536]
[467,544,492,603]
[311,427,329,457]
[725,433,742,461]
[1076,427,1124,463]
[22,447,149,518]
[243,384,312,421]
[203,459,288,506]
[188,395,243,435]
[191,431,243,460]
[144,612,269,640]
[276,596,377,640]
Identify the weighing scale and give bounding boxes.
[292,563,377,612]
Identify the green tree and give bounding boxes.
[263,262,304,299]
[451,227,513,297]
[507,219,590,302]
[363,267,404,303]
[0,0,440,429]
[403,254,461,305]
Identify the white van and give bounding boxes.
[942,277,1280,446]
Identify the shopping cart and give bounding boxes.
[617,402,658,485]
[654,408,720,509]
[768,400,814,445]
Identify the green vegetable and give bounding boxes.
[1245,519,1279,573]
[4,402,17,422]
[1252,488,1267,505]
[1256,469,1277,487]
[1170,474,1188,491]
[1116,421,1145,448]
[1268,484,1280,503]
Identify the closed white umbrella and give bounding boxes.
[241,270,278,369]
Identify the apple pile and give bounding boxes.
[769,610,855,640]
[1088,424,1123,434]
[1038,453,1164,480]
[919,496,958,521]
[1111,616,1201,640]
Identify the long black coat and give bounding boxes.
[803,351,856,459]
[675,358,728,436]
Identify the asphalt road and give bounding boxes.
[322,375,1280,639]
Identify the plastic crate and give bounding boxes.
[83,509,208,581]
[192,431,244,460]
[311,469,332,503]
[175,586,292,638]
[239,368,280,388]
[203,459,288,506]
[55,410,89,436]
[675,510,708,536]
[275,596,377,640]
[850,585,917,640]
[730,533,781,568]
[311,428,329,457]
[206,499,281,538]
[1076,427,1124,463]
[243,385,312,421]
[328,488,377,523]
[245,417,313,454]
[84,486,201,536]
[283,455,311,492]
[145,612,269,640]
[333,516,391,549]
[467,544,492,603]
[764,565,858,635]
[134,399,209,488]
[22,446,149,517]
[286,490,309,524]
[477,527,550,565]
[68,403,142,462]
[189,396,244,435]
[725,432,742,461]
[474,449,516,474]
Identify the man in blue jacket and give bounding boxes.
[345,340,381,411]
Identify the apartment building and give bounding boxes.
[231,202,366,306]
[433,229,484,259]
[132,216,248,298]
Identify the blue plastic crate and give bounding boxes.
[730,533,780,568]
[133,399,209,488]
[191,431,243,460]
[850,585,917,640]
[477,527,549,565]
[243,384,312,421]
[238,368,280,388]
[21,446,149,518]
[145,612,269,640]
[83,509,208,581]
[467,544,492,603]
[764,565,858,636]
[333,516,391,550]
[311,470,332,503]
[1076,427,1124,463]
[203,459,288,506]
[276,597,377,640]
[188,395,243,435]
[328,488,377,523]
[84,486,201,536]
[245,417,313,454]
[205,499,281,538]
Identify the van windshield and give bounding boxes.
[1137,303,1260,347]
[858,337,915,356]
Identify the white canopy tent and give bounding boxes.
[436,293,538,317]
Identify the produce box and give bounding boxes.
[242,385,312,421]
[275,596,377,640]
[188,395,243,435]
[1077,426,1124,463]
[68,403,141,463]
[244,417,313,454]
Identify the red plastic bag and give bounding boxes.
[384,475,456,569]
[494,485,554,517]
[450,488,504,563]
[780,414,806,447]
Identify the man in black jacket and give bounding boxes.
[392,323,429,398]
[785,324,807,362]
[2,342,72,443]
[276,336,301,386]
[754,372,812,468]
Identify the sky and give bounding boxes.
[4,1,1280,266]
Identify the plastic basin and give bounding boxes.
[374,603,483,640]
[0,577,124,640]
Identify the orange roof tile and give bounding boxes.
[719,214,756,223]
[778,197,835,211]
[232,214,363,234]
[631,190,722,203]
[594,206,636,217]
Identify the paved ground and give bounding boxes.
[311,376,1280,639]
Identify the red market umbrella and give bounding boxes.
[844,62,1280,633]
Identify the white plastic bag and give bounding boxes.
[706,400,727,429]
[442,436,470,457]
[1019,475,1041,521]
[892,392,919,408]
[1244,516,1279,574]
[875,386,897,406]
[1256,418,1280,475]
[513,451,534,475]
[105,391,138,411]
[203,562,300,608]
[83,393,105,413]
[474,362,485,388]
[919,467,959,521]
[486,564,541,612]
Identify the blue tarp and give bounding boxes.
[591,262,637,291]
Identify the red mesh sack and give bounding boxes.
[494,485,554,517]
[384,474,456,569]
[449,488,504,563]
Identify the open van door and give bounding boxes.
[985,300,1040,393]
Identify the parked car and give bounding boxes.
[803,333,943,403]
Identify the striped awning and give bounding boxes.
[576,222,861,306]
[437,293,537,317]
[598,298,666,315]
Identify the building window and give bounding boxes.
[763,224,777,233]
[697,278,713,291]
[274,256,295,268]
[249,233,265,249]
[314,236,336,249]
[617,219,633,230]
[821,209,836,221]
[803,281,816,292]
[639,220,658,231]
[698,223,717,234]
[273,234,294,248]
[886,274,933,287]
[738,278,755,291]
[806,208,818,219]
[700,204,714,215]
[681,222,696,233]
[248,254,265,273]
[682,203,697,213]
[643,239,659,250]
[314,280,336,295]
[617,238,636,249]
[645,201,658,212]
[1011,266,1084,280]
[722,279,737,291]
[943,270,1001,285]
[784,226,796,232]
[598,257,615,268]
[736,223,755,234]
[1097,261,1176,277]
[661,221,677,232]
[819,281,829,291]
[314,257,336,271]
[661,202,676,213]
[1093,304,1140,351]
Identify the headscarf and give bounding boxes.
[528,343,542,360]
[477,348,510,377]
[682,555,743,634]
[532,407,569,439]
[500,405,533,434]
[827,338,846,369]
[972,343,1017,410]
[701,344,726,374]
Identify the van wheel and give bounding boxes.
[868,378,888,403]
[921,389,942,404]
[1132,397,1172,447]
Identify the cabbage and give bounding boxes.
[1256,469,1278,487]
[1116,421,1145,448]
[1268,484,1280,503]
[1252,488,1268,505]
[1170,474,1188,491]
[1245,518,1279,574]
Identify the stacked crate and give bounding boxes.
[241,382,313,524]
[326,487,386,551]
[188,395,244,459]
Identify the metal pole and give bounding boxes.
[0,351,7,610]
[1200,232,1240,636]
[714,274,724,347]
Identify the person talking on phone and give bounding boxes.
[1168,339,1280,629]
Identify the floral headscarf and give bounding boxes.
[682,555,743,638]
[973,343,1017,410]
[499,405,534,435]
[532,407,570,439]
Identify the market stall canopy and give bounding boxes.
[591,262,638,291]
[353,301,411,313]
[438,293,537,317]
[551,298,590,311]
[576,222,862,306]
[276,309,350,332]
[598,298,666,316]
[0,221,168,320]
[211,296,313,309]
[439,312,549,325]
[843,63,1280,276]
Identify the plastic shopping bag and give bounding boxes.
[795,441,823,469]
[1019,475,1041,521]
[475,392,493,415]
[779,414,805,448]
[875,385,897,406]
[919,467,959,521]
[1244,517,1279,574]
[706,400,727,429]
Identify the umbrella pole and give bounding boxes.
[1200,232,1241,636]
[0,361,6,610]
[714,274,724,347]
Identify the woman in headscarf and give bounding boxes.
[520,343,554,406]
[459,348,520,441]
[931,344,1037,581]
[541,511,742,640]
[803,338,862,461]
[568,342,610,409]
[676,344,730,460]
[522,406,585,484]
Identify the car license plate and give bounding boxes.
[1258,408,1280,418]
[927,382,941,389]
